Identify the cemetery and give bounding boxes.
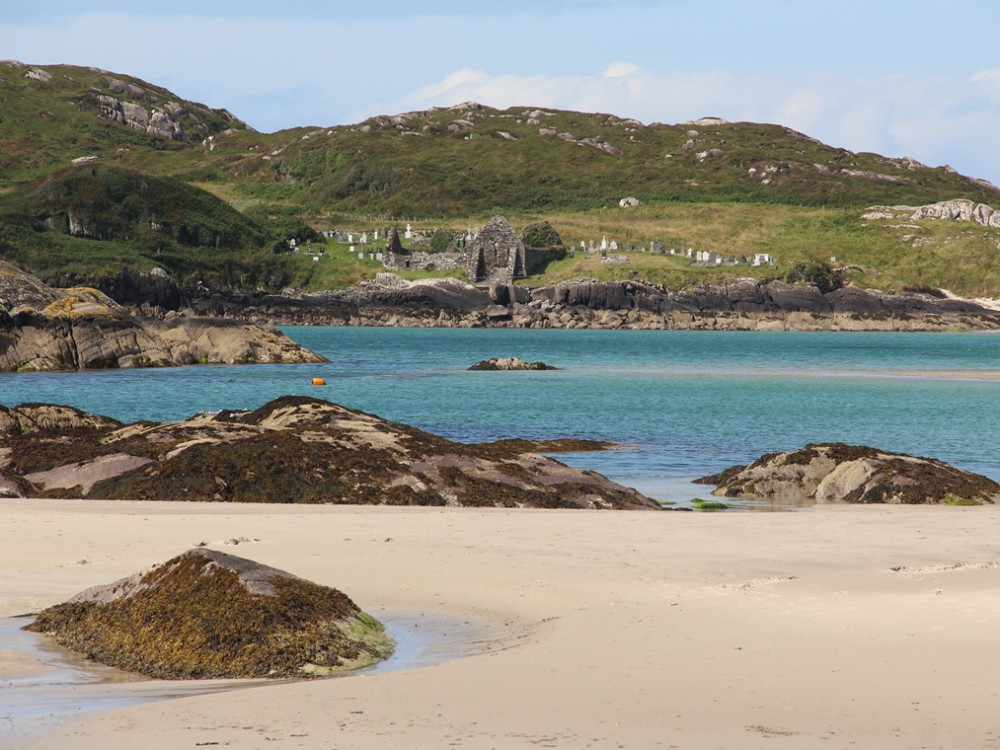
[286,217,777,284]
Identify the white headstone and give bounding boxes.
[405,223,412,239]
[601,236,608,250]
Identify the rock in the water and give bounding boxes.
[696,443,1000,505]
[24,548,393,679]
[469,357,556,371]
[1,395,657,509]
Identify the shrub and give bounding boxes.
[783,260,841,294]
[522,220,563,248]
[428,229,454,253]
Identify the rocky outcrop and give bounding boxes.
[0,310,325,371]
[24,548,393,679]
[90,92,185,140]
[0,395,660,509]
[469,357,556,371]
[0,261,324,371]
[862,198,1000,228]
[695,443,1000,505]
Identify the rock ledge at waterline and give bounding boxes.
[24,547,393,679]
[0,395,658,509]
[0,260,324,371]
[696,442,1000,505]
[196,275,1000,332]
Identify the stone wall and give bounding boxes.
[383,251,466,272]
[524,247,565,275]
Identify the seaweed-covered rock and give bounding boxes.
[1,395,658,509]
[24,548,393,679]
[696,442,1000,505]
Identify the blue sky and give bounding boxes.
[4,0,1000,188]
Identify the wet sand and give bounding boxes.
[2,498,999,749]
[0,612,494,745]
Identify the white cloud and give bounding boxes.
[602,61,645,79]
[971,69,1000,84]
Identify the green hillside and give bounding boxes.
[0,61,247,186]
[213,108,1000,215]
[0,163,320,290]
[1,61,1000,297]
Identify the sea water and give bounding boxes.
[1,328,998,505]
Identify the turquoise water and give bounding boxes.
[2,328,998,504]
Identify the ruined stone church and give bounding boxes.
[465,216,527,284]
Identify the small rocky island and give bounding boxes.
[0,395,658,509]
[25,548,393,679]
[0,261,324,370]
[696,443,1000,505]
[468,357,556,370]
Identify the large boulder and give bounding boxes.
[24,548,393,679]
[696,443,1000,505]
[0,395,660,509]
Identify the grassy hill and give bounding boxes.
[212,107,1000,215]
[2,61,1000,297]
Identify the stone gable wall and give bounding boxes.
[466,216,527,283]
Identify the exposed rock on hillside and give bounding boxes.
[862,198,1000,228]
[695,443,1000,505]
[0,395,659,509]
[25,548,392,679]
[0,261,324,371]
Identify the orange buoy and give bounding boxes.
[312,377,326,386]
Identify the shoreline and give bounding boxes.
[0,610,498,746]
[3,499,1000,749]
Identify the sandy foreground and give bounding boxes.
[2,499,999,750]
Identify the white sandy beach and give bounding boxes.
[2,498,999,750]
